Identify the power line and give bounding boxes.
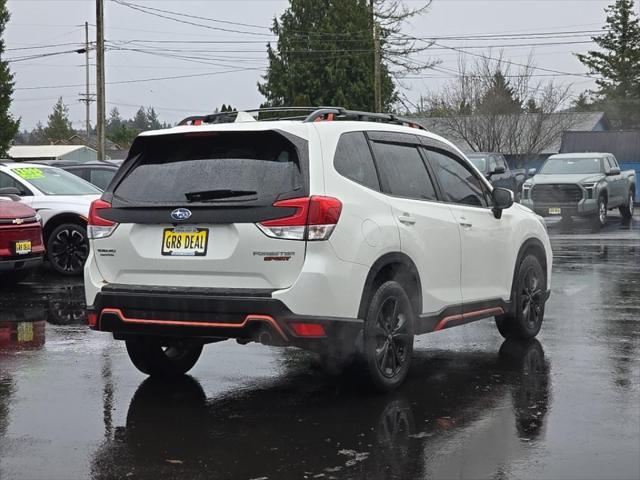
[112,0,275,37]
[14,67,266,91]
[7,49,86,64]
[6,42,85,52]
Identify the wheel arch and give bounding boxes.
[357,252,423,319]
[510,237,548,303]
[43,212,87,243]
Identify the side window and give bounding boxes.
[488,156,498,172]
[90,169,115,190]
[0,172,31,196]
[496,156,508,170]
[333,132,380,191]
[427,150,489,207]
[371,141,437,200]
[608,157,619,169]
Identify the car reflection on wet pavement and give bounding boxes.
[0,215,639,480]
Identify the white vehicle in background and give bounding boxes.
[0,162,101,275]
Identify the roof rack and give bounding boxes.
[178,107,426,131]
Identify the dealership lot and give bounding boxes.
[0,214,638,480]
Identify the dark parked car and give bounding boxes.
[34,160,119,190]
[0,194,45,282]
[467,152,526,200]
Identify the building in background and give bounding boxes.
[7,145,98,163]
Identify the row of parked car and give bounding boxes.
[1,146,636,285]
[0,160,119,281]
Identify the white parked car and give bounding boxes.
[84,107,552,391]
[0,162,101,275]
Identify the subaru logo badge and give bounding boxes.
[171,208,192,221]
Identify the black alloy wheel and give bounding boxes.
[374,297,412,379]
[496,254,546,340]
[360,281,414,392]
[47,223,89,276]
[520,266,543,333]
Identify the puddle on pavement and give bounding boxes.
[0,269,86,352]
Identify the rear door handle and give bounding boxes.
[398,214,416,225]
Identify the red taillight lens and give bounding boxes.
[87,311,98,328]
[290,322,326,337]
[87,199,118,239]
[257,196,342,241]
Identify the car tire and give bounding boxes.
[125,337,203,377]
[357,280,414,392]
[619,189,635,222]
[495,255,546,340]
[46,223,89,276]
[592,195,607,232]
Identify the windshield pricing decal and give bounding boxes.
[13,167,44,180]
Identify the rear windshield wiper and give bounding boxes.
[184,189,257,202]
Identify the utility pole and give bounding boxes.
[96,0,106,161]
[78,22,95,144]
[370,0,381,113]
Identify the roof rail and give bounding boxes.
[178,107,426,131]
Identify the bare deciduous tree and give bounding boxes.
[423,53,580,157]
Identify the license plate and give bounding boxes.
[13,240,32,255]
[161,227,208,256]
[548,208,562,215]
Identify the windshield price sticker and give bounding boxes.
[13,167,44,180]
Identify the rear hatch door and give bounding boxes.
[94,129,310,290]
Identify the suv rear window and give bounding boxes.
[112,131,306,206]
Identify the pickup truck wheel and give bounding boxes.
[495,255,546,340]
[46,223,89,276]
[126,337,203,377]
[619,190,635,221]
[592,195,607,231]
[358,281,414,392]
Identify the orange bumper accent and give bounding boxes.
[99,308,289,341]
[434,307,504,332]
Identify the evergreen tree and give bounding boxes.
[258,0,396,111]
[146,107,162,130]
[576,0,640,127]
[44,97,74,141]
[131,107,149,132]
[526,98,541,113]
[476,71,522,115]
[0,0,19,156]
[106,107,123,134]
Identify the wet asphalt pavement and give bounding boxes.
[0,214,639,480]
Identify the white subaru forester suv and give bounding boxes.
[85,107,552,391]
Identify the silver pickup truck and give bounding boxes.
[521,153,636,230]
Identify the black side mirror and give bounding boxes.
[527,168,537,177]
[492,187,514,219]
[0,187,21,196]
[486,165,506,179]
[607,167,620,176]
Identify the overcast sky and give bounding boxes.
[5,0,629,131]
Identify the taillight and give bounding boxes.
[257,196,342,241]
[87,199,118,239]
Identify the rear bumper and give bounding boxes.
[88,284,362,350]
[0,254,44,272]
